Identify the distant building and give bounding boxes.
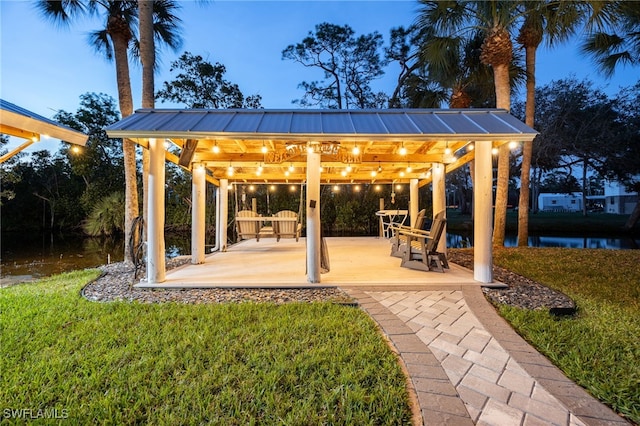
[538,192,583,212]
[604,179,639,215]
[538,180,639,214]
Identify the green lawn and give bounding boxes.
[492,247,640,424]
[0,271,412,425]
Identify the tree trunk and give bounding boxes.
[581,159,588,217]
[492,62,511,246]
[111,31,138,264]
[517,44,536,246]
[139,0,155,246]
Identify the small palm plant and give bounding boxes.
[83,192,125,236]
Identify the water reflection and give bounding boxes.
[447,233,640,250]
[0,232,208,286]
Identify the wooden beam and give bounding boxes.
[0,124,39,141]
[0,139,35,163]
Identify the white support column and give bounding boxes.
[214,186,220,251]
[306,150,321,283]
[409,178,419,228]
[147,138,166,283]
[219,179,229,252]
[432,163,447,253]
[474,142,493,283]
[379,198,385,238]
[191,162,206,264]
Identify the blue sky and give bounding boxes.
[1,0,637,153]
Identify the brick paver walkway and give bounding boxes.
[343,286,628,426]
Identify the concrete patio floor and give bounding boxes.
[136,237,487,289]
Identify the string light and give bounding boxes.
[212,141,220,154]
[352,145,360,155]
[227,162,234,176]
[399,142,407,156]
[406,163,412,173]
[261,142,268,153]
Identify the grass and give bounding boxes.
[492,247,640,424]
[0,271,412,424]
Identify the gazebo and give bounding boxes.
[0,99,88,162]
[105,108,537,284]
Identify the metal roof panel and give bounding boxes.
[321,112,356,133]
[350,112,389,133]
[406,112,456,134]
[161,110,210,132]
[190,111,237,132]
[223,111,263,132]
[436,111,488,134]
[462,111,523,134]
[290,111,322,133]
[257,111,293,133]
[379,112,421,134]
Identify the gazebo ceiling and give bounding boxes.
[105,108,537,184]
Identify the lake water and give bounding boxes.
[1,231,638,286]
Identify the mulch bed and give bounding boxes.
[448,249,577,314]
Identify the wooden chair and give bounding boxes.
[235,210,273,242]
[273,210,302,242]
[390,209,426,257]
[398,214,449,272]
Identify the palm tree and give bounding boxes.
[581,1,640,78]
[139,0,154,239]
[37,0,181,263]
[416,0,519,246]
[420,30,501,108]
[515,1,585,247]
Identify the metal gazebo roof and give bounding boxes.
[105,108,537,184]
[1,99,88,163]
